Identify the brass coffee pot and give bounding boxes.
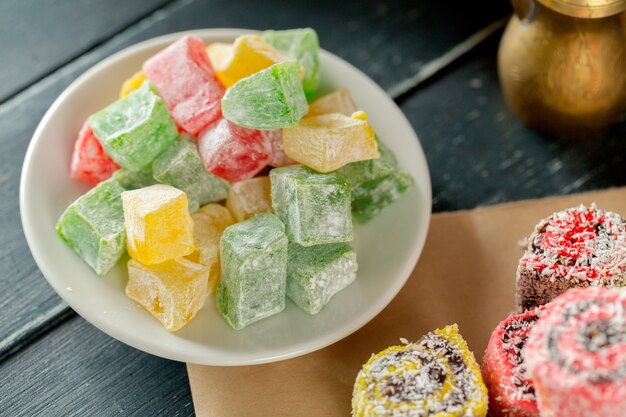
[499,0,626,138]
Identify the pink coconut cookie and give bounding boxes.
[524,287,626,417]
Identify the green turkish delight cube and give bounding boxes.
[221,60,308,130]
[270,165,352,246]
[89,81,177,170]
[337,136,414,223]
[112,166,157,190]
[56,179,126,276]
[152,135,229,211]
[217,213,288,330]
[350,172,414,223]
[287,242,357,314]
[262,28,320,98]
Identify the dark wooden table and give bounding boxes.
[2,1,625,415]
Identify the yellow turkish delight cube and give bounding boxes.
[307,88,358,116]
[225,176,273,222]
[206,42,232,71]
[121,184,195,265]
[126,258,209,332]
[282,111,380,172]
[119,70,147,98]
[188,204,234,293]
[207,35,289,88]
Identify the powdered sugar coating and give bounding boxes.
[524,287,626,417]
[270,165,352,247]
[70,120,120,185]
[286,242,357,314]
[282,112,380,173]
[265,129,295,167]
[197,118,272,183]
[126,258,209,332]
[56,179,126,276]
[221,59,308,130]
[89,81,178,170]
[217,214,288,330]
[143,35,224,136]
[482,309,540,417]
[516,204,626,310]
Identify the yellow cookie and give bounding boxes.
[352,324,488,417]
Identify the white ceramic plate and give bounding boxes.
[20,29,431,365]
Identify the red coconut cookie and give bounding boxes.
[516,204,626,311]
[524,287,626,417]
[482,309,540,417]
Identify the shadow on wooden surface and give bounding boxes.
[400,36,626,212]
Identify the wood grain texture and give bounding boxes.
[0,1,524,416]
[399,36,626,212]
[98,0,511,94]
[0,0,510,358]
[0,316,193,417]
[0,0,171,102]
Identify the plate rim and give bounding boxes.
[20,28,432,365]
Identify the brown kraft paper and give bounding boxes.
[187,187,626,417]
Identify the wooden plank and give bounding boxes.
[0,0,172,102]
[0,0,510,358]
[100,0,512,93]
[398,36,626,213]
[0,316,194,417]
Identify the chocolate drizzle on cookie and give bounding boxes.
[501,314,537,400]
[365,333,477,414]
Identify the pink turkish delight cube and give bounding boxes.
[70,120,120,185]
[198,118,272,182]
[265,129,295,167]
[143,35,224,136]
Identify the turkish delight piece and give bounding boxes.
[152,135,229,210]
[89,81,178,170]
[270,165,352,246]
[70,120,120,185]
[337,136,413,223]
[265,129,295,167]
[126,258,209,332]
[56,178,126,276]
[119,70,147,98]
[187,204,235,294]
[121,184,195,265]
[262,28,320,98]
[221,60,308,130]
[282,111,379,173]
[287,242,357,314]
[307,88,357,116]
[143,35,224,135]
[225,176,273,222]
[217,213,288,330]
[197,118,272,182]
[208,34,289,88]
[112,166,158,190]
